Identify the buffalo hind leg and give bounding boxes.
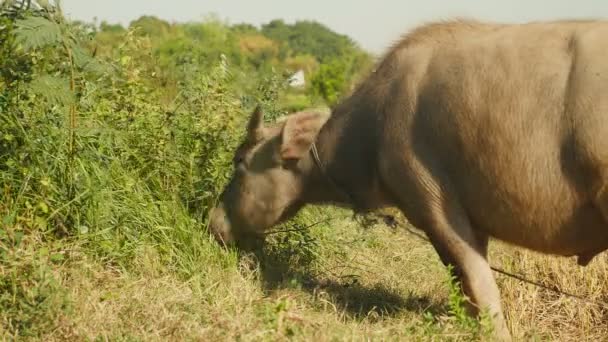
[596,181,608,223]
[580,181,608,266]
[382,160,511,341]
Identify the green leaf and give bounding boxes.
[2,213,15,226]
[39,246,50,257]
[50,252,65,263]
[34,216,48,230]
[71,45,92,67]
[71,45,110,75]
[14,16,63,51]
[120,55,131,66]
[77,225,89,234]
[37,201,49,214]
[14,230,24,247]
[29,75,74,106]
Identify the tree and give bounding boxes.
[261,19,359,63]
[231,23,258,34]
[309,58,348,106]
[99,21,125,33]
[129,15,170,38]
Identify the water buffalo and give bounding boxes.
[208,19,608,340]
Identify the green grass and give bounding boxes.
[4,207,607,341]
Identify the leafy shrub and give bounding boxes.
[0,3,362,337]
[0,6,252,336]
[309,59,348,106]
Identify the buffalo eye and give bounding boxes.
[234,149,250,167]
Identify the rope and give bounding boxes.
[399,224,608,309]
[304,142,608,310]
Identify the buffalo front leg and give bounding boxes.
[382,159,511,341]
[404,190,509,340]
[433,229,491,317]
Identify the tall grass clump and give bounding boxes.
[0,3,330,338]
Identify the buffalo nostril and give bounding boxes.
[214,229,230,246]
[209,206,234,246]
[210,223,233,246]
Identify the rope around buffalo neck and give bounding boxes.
[310,142,360,207]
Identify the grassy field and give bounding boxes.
[2,5,608,342]
[3,208,607,341]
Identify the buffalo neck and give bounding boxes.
[301,99,388,212]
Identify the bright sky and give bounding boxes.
[61,0,608,53]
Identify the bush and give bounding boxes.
[0,8,250,336]
[308,59,348,106]
[0,5,352,338]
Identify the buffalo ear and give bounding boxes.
[280,111,330,160]
[246,106,264,142]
